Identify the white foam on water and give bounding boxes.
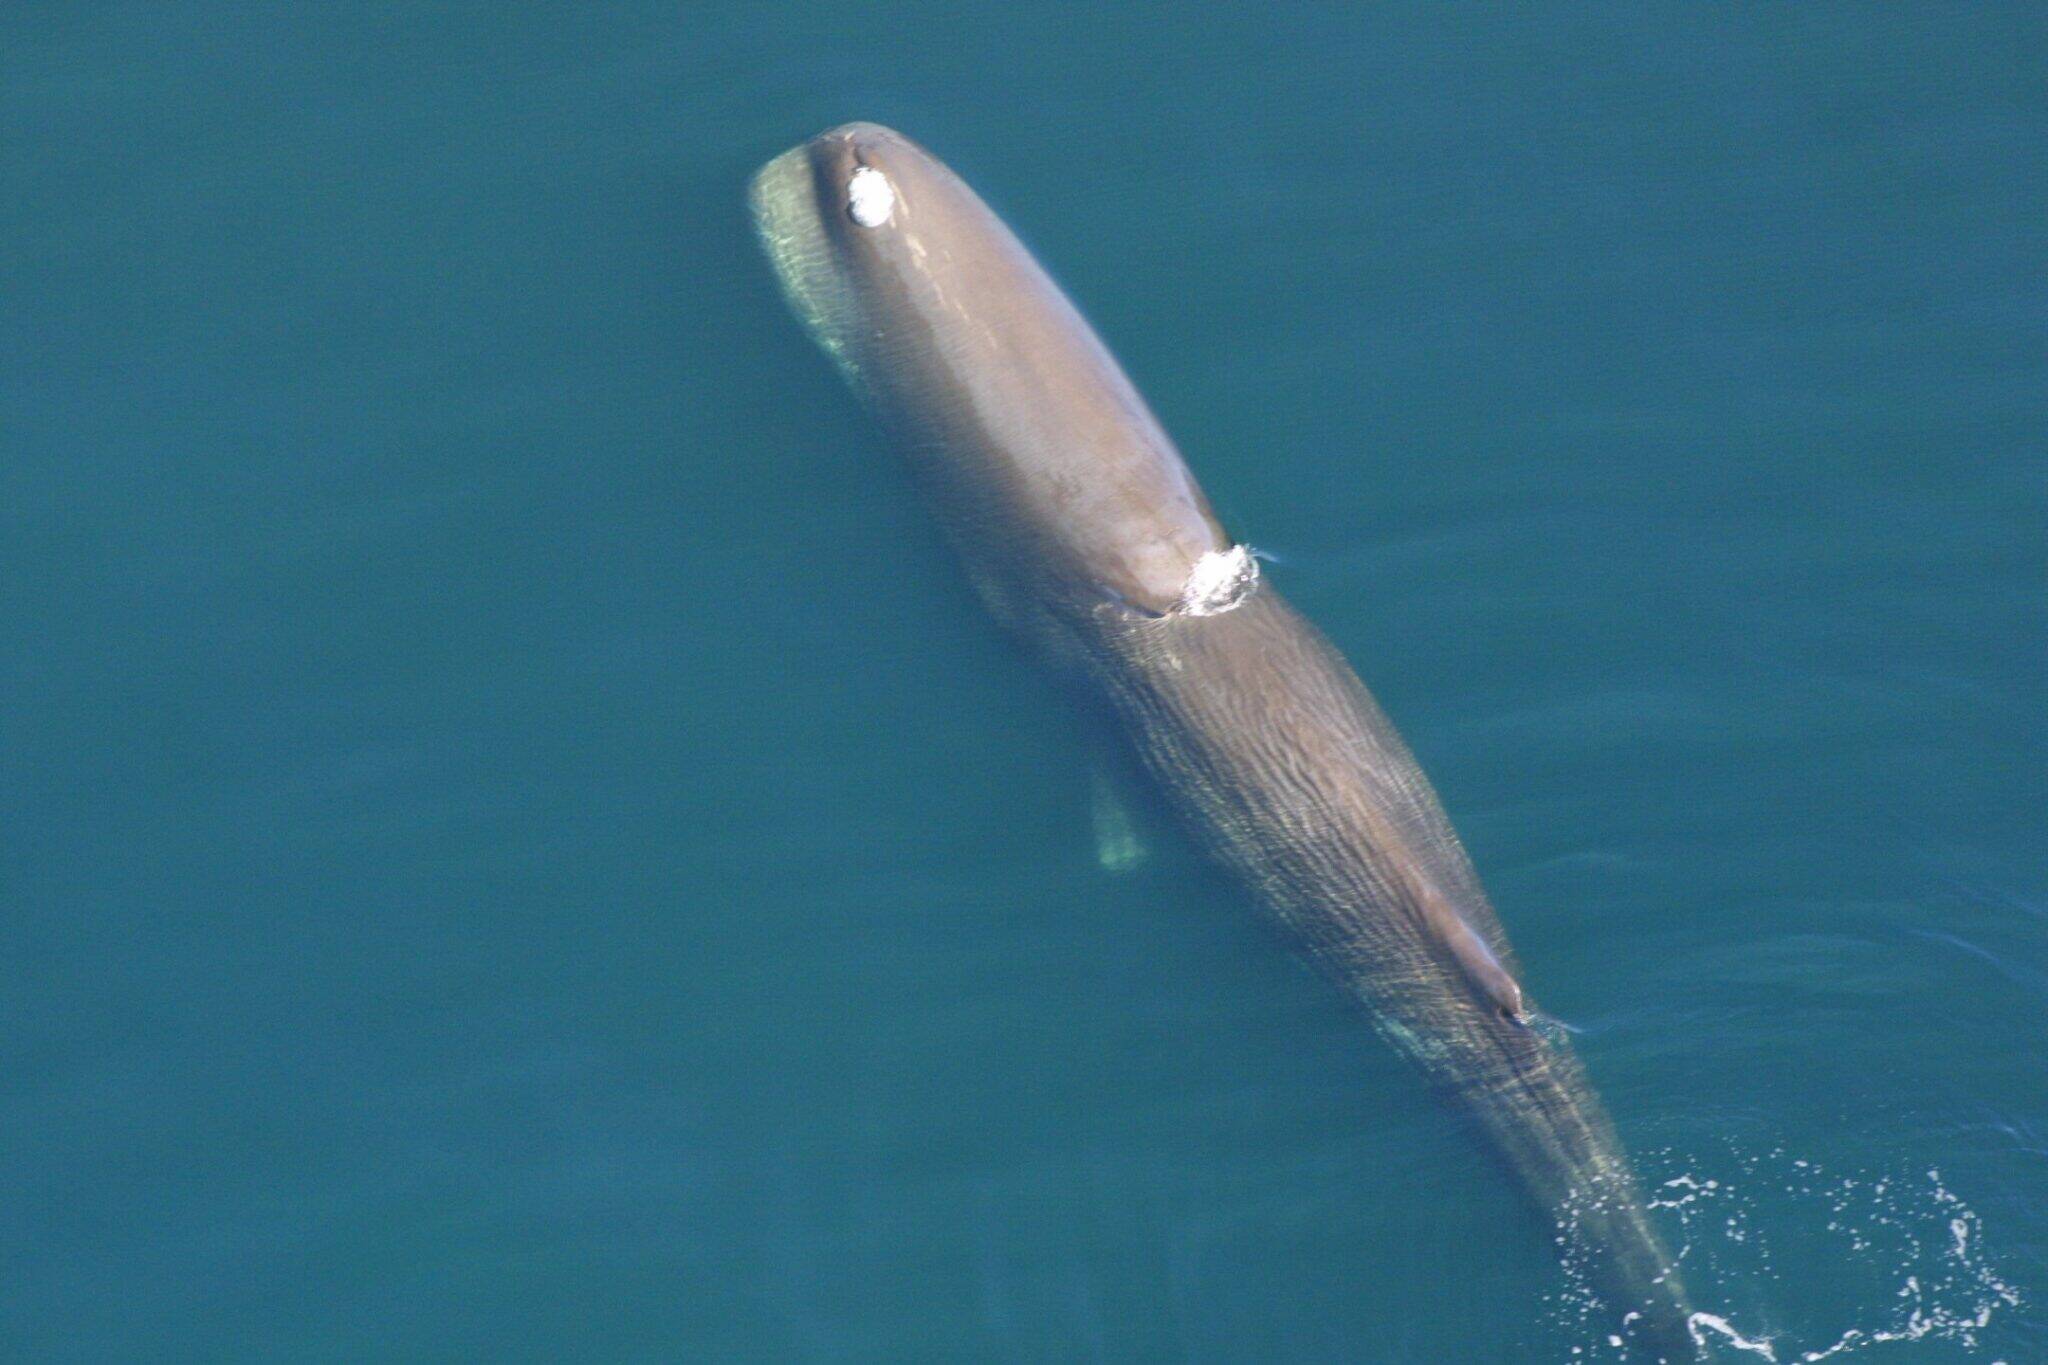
[1691,1311,1780,1359]
[1175,545,1259,616]
[1542,1144,2024,1361]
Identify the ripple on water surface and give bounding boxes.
[1546,1142,2024,1361]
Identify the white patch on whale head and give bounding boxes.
[846,166,895,227]
[1175,544,1259,616]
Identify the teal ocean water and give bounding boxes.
[5,6,2043,1360]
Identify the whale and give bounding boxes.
[751,122,1697,1360]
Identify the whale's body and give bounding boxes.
[752,123,1695,1360]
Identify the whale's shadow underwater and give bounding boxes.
[752,122,1701,1362]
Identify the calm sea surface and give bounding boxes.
[5,6,2043,1360]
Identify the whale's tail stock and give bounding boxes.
[1559,1162,1701,1362]
[1447,1013,1701,1361]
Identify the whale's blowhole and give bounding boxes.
[847,166,895,227]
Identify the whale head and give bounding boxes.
[750,123,1234,618]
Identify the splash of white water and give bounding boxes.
[1543,1146,2023,1361]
